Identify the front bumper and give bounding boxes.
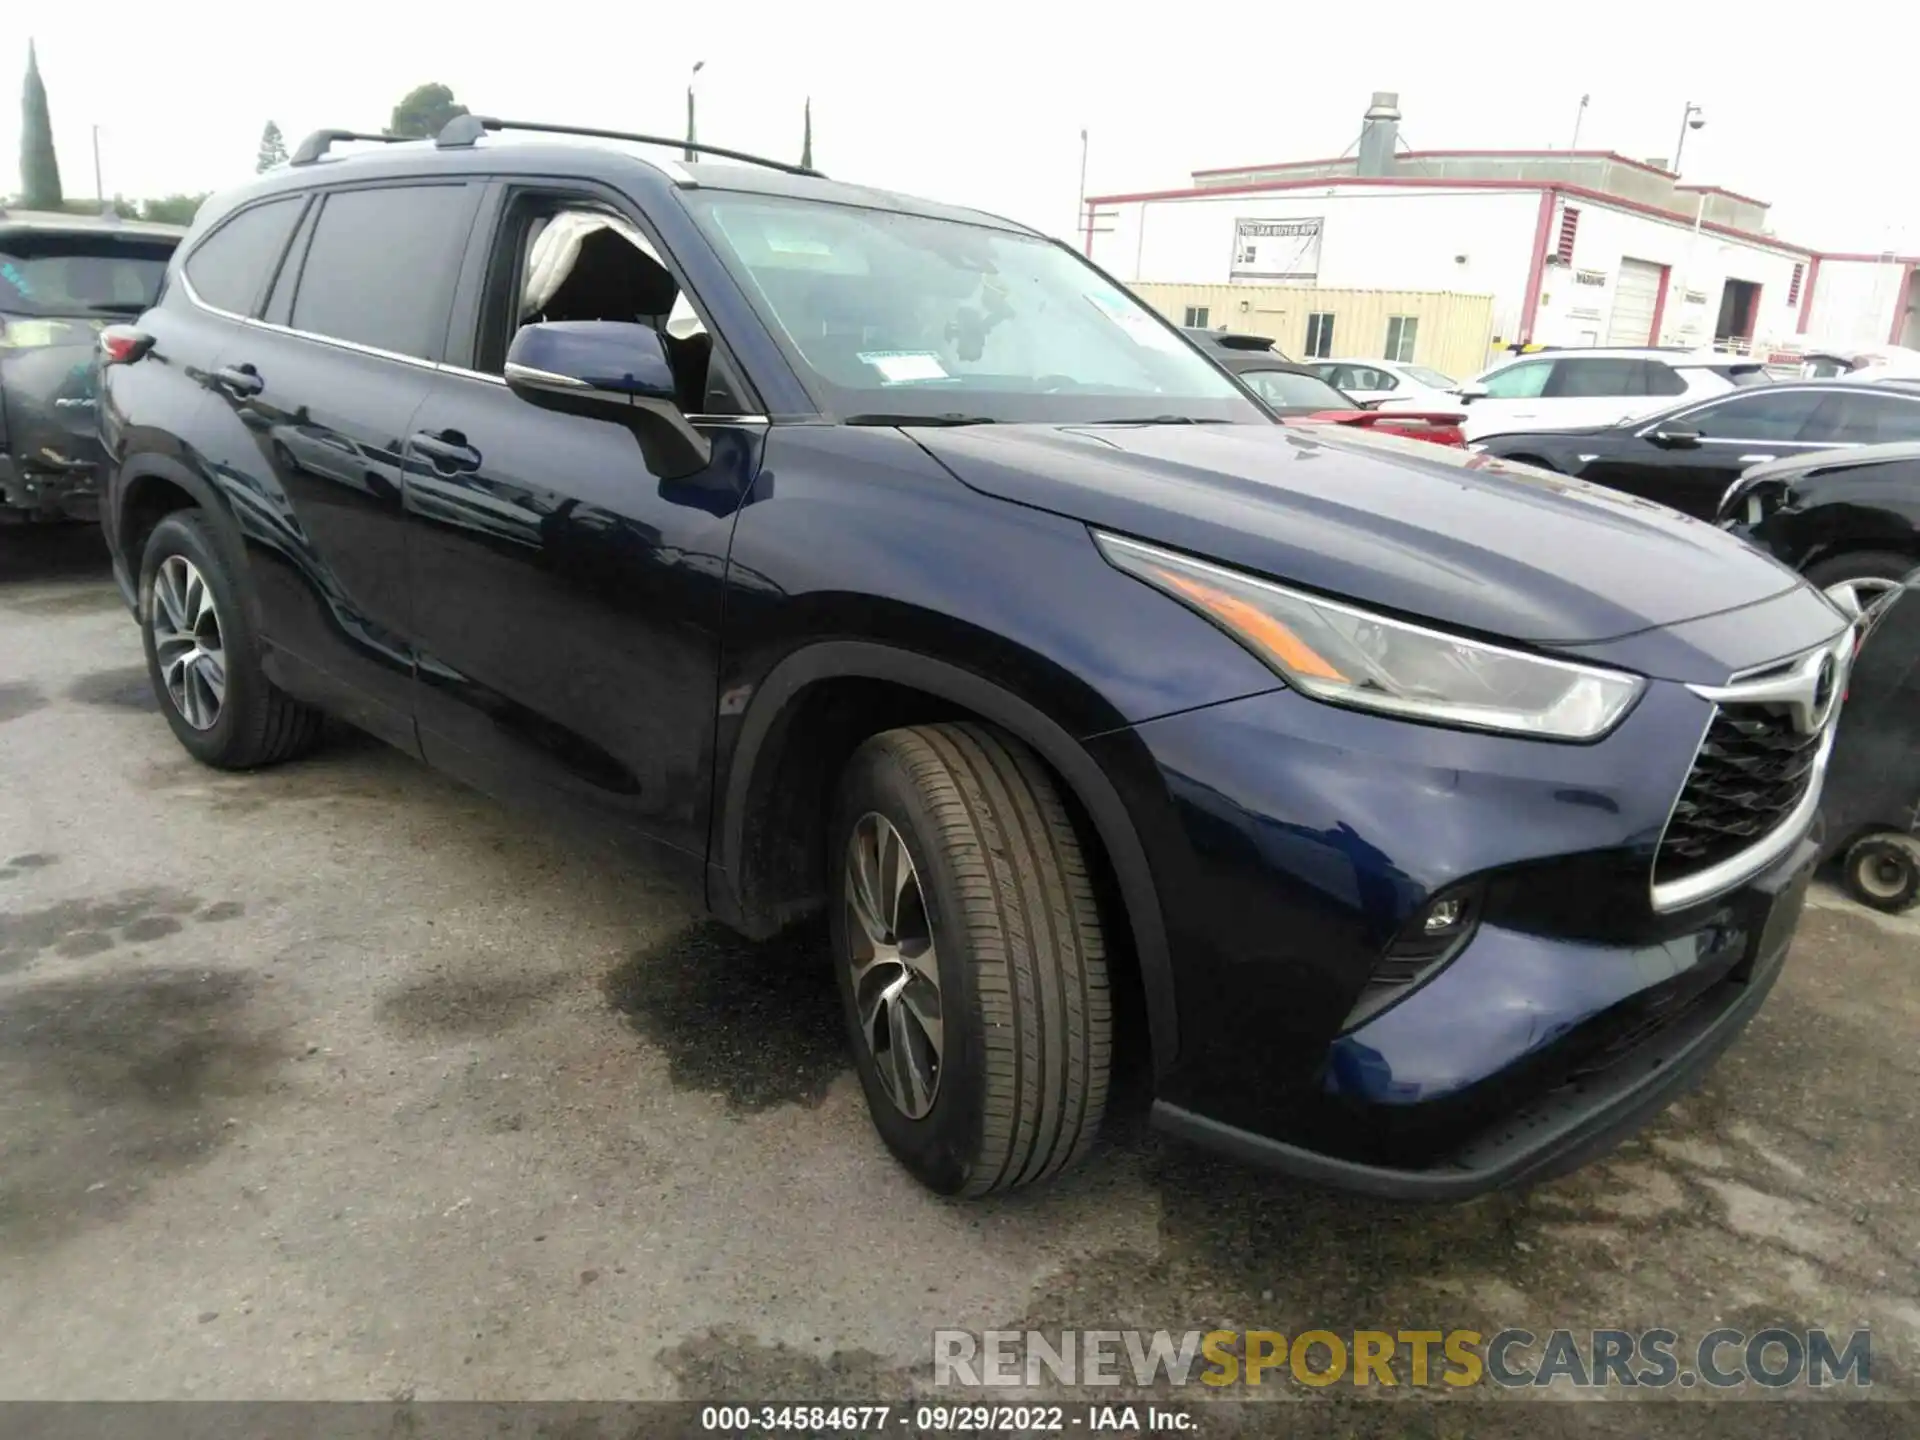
[1153,836,1812,1197]
[1091,670,1826,1200]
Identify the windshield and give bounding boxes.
[686,194,1265,424]
[0,234,174,318]
[1237,368,1351,410]
[1404,365,1457,389]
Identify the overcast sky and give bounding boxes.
[7,3,1914,255]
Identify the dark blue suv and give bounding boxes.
[97,119,1852,1198]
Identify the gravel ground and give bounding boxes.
[2,526,1916,1433]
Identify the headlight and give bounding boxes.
[1097,533,1645,741]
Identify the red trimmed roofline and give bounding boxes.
[1189,148,1679,180]
[1083,175,1818,257]
[1676,182,1771,209]
[1816,252,1920,265]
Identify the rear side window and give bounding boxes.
[1238,368,1350,409]
[1342,366,1397,392]
[1685,389,1829,441]
[1804,392,1920,445]
[289,184,477,361]
[1643,362,1687,396]
[183,198,303,316]
[1480,360,1553,398]
[1548,358,1681,398]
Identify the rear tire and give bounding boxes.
[139,510,323,769]
[829,723,1111,1196]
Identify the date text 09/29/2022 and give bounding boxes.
[698,1413,1190,1436]
[700,1405,1195,1433]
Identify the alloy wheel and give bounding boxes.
[1824,575,1903,619]
[151,555,227,730]
[843,812,944,1119]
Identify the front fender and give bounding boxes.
[712,638,1180,1071]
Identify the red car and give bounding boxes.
[1219,354,1467,448]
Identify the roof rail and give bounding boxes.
[435,114,824,178]
[290,129,413,166]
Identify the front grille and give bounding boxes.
[1654,702,1823,887]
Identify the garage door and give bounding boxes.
[1607,259,1666,346]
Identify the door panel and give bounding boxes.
[1580,388,1833,519]
[405,372,761,860]
[195,324,431,748]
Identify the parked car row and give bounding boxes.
[1377,345,1773,442]
[1472,379,1920,518]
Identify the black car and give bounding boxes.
[0,209,184,522]
[1723,441,1920,613]
[1474,379,1920,519]
[97,117,1845,1200]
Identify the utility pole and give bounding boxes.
[1569,94,1589,150]
[92,124,104,208]
[684,59,705,162]
[1077,128,1089,254]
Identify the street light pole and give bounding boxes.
[1077,128,1089,254]
[684,59,705,163]
[92,124,104,209]
[1569,94,1589,151]
[1673,101,1704,173]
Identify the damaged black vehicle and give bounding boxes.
[0,210,183,524]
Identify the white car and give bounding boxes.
[1307,358,1459,409]
[1377,347,1771,443]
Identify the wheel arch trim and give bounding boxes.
[715,640,1179,1070]
[112,454,255,615]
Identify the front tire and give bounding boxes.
[1804,551,1915,619]
[830,723,1111,1196]
[139,510,323,769]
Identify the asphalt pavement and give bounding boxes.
[2,526,1916,1432]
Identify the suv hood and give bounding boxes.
[909,422,1801,645]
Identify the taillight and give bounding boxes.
[99,326,154,365]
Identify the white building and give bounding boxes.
[1086,93,1919,362]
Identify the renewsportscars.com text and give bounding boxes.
[933,1327,1872,1390]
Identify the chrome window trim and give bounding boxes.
[502,360,588,389]
[1649,629,1856,912]
[1633,384,1920,442]
[179,269,443,373]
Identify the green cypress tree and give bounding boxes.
[20,39,64,210]
[801,98,813,171]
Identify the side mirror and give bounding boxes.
[1453,382,1489,404]
[1648,425,1703,450]
[505,321,711,478]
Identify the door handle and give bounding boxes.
[411,429,482,472]
[1737,453,1776,465]
[213,363,263,398]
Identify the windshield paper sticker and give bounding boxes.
[1084,291,1185,354]
[859,351,950,384]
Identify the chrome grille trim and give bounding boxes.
[1650,629,1855,913]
